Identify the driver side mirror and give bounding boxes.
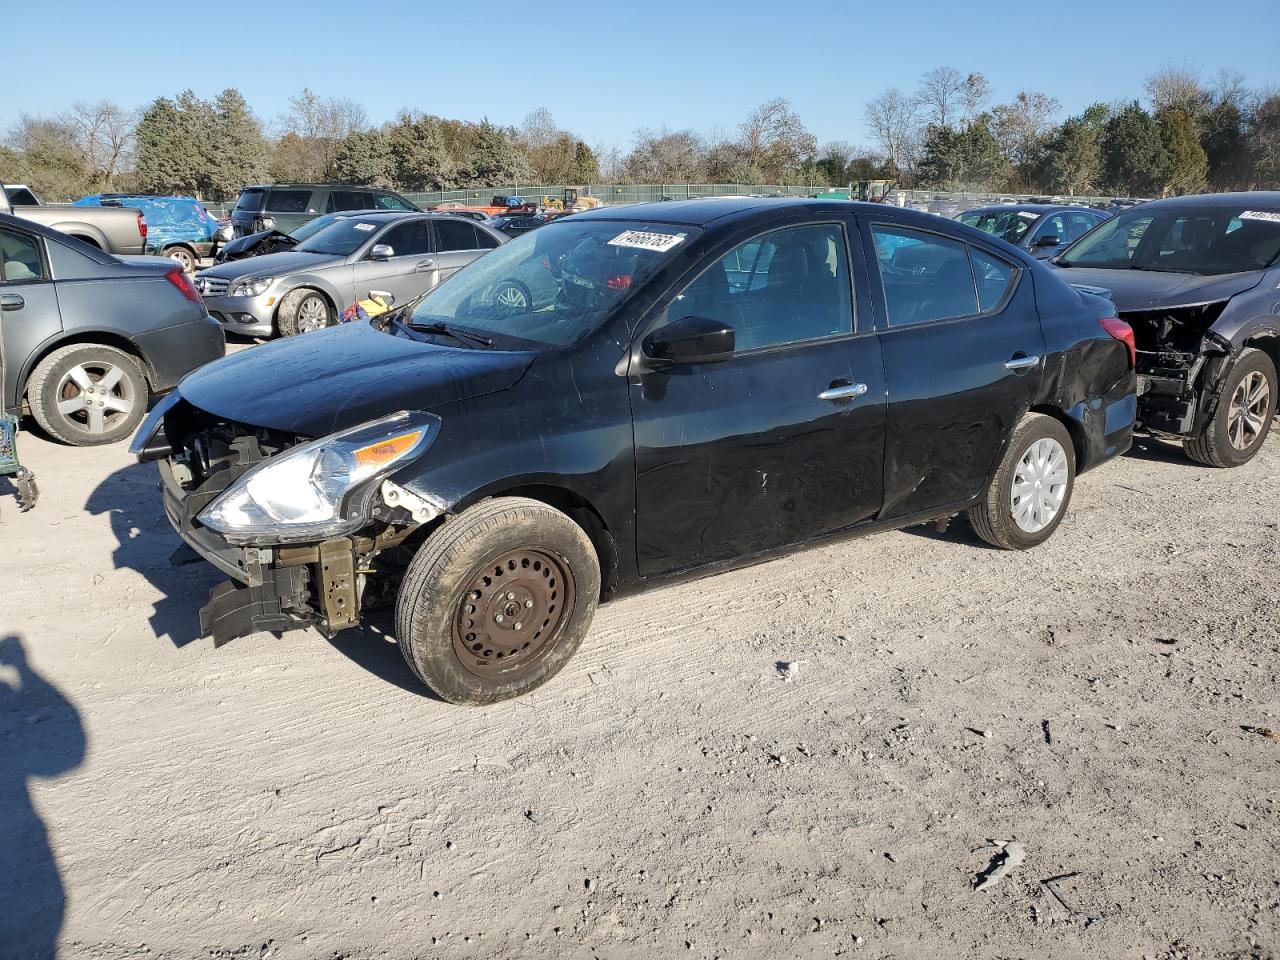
[1034,234,1061,247]
[642,315,735,368]
[369,244,394,261]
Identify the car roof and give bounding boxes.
[239,183,400,191]
[961,203,1100,217]
[1125,191,1280,212]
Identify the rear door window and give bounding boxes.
[266,189,313,213]
[434,220,483,252]
[0,227,46,282]
[871,225,979,327]
[969,248,1018,312]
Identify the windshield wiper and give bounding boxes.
[407,320,493,348]
[1129,264,1194,273]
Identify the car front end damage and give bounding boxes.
[1121,299,1237,437]
[133,396,446,646]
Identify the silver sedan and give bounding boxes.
[194,212,507,337]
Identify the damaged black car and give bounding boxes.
[131,198,1136,704]
[1053,193,1280,467]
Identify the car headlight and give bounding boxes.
[198,411,441,544]
[230,276,275,297]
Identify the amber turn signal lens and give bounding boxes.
[353,430,424,468]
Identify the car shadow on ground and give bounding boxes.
[0,633,86,957]
[902,512,1000,549]
[86,461,223,647]
[325,613,443,701]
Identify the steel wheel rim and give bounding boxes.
[1010,437,1069,534]
[453,548,575,680]
[1228,370,1270,451]
[55,361,136,435]
[297,297,329,333]
[494,282,528,309]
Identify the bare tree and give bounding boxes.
[991,90,1061,168]
[961,73,992,122]
[61,100,137,186]
[917,66,966,129]
[864,87,921,176]
[623,127,705,183]
[275,89,369,179]
[737,98,817,182]
[1145,63,1205,116]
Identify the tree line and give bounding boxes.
[3,66,1279,202]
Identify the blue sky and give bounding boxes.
[6,0,1276,151]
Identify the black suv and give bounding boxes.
[134,199,1136,704]
[229,184,419,238]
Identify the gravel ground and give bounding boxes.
[2,413,1278,960]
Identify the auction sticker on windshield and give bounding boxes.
[609,230,686,253]
[1240,210,1280,223]
[353,222,376,232]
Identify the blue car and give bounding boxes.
[74,194,225,272]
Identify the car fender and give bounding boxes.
[271,273,346,317]
[46,219,111,250]
[17,327,156,400]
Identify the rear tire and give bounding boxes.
[1184,348,1276,467]
[276,288,332,337]
[167,246,197,273]
[395,497,600,705]
[27,343,148,446]
[969,413,1076,550]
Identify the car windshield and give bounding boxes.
[288,214,342,242]
[404,220,698,348]
[958,209,1037,244]
[1058,204,1280,274]
[294,218,382,256]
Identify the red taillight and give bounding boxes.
[166,266,202,305]
[1100,317,1135,369]
[137,212,147,240]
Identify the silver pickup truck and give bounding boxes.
[1,184,148,255]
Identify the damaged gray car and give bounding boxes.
[1054,193,1280,467]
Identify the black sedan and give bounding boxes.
[958,204,1111,260]
[1,213,223,445]
[132,198,1136,703]
[490,214,548,238]
[1052,191,1280,467]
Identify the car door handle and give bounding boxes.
[1004,353,1040,371]
[415,258,435,271]
[818,381,869,402]
[0,294,24,311]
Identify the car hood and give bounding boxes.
[1049,266,1263,312]
[178,321,536,436]
[221,228,293,255]
[197,248,343,280]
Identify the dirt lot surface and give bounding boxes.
[3,418,1278,960]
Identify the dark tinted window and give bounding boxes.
[234,189,265,213]
[265,189,313,213]
[434,220,482,251]
[378,220,432,257]
[673,223,853,352]
[6,188,39,206]
[0,227,45,282]
[970,248,1017,312]
[330,190,374,212]
[872,225,978,327]
[374,192,415,211]
[474,227,500,249]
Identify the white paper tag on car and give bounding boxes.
[608,230,685,253]
[1240,210,1280,223]
[353,222,376,232]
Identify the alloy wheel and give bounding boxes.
[297,296,330,333]
[1010,437,1069,534]
[54,361,137,436]
[1228,370,1270,451]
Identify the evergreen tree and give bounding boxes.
[1101,102,1170,195]
[1158,108,1208,195]
[461,121,532,187]
[387,114,450,191]
[208,89,268,199]
[332,129,395,186]
[570,140,598,184]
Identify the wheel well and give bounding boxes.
[68,235,100,249]
[22,333,153,402]
[1029,404,1087,466]
[1243,334,1280,377]
[483,484,619,601]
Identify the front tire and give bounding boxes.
[1184,348,1276,468]
[395,497,601,705]
[276,288,333,337]
[969,413,1076,550]
[27,343,148,446]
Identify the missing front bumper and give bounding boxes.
[200,566,311,647]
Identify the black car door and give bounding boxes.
[630,219,887,578]
[865,221,1043,520]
